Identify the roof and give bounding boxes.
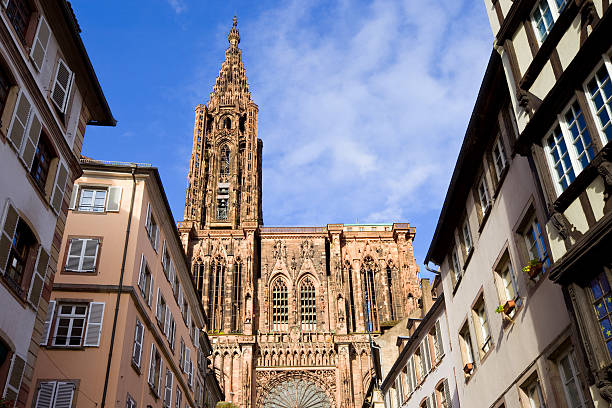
[424,50,508,265]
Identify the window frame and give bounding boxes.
[63,237,101,274]
[472,295,492,358]
[530,0,568,44]
[51,303,88,347]
[583,54,612,146]
[556,349,586,408]
[77,187,108,212]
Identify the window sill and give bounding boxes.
[61,269,98,276]
[46,345,85,350]
[148,383,160,399]
[70,210,108,215]
[478,204,494,233]
[463,247,474,271]
[479,344,493,365]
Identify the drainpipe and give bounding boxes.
[101,165,137,408]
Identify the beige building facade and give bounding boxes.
[28,161,222,408]
[178,19,422,408]
[0,1,113,406]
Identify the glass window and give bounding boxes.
[78,188,107,212]
[557,351,586,408]
[5,219,35,294]
[546,125,575,192]
[586,62,612,144]
[526,380,546,408]
[459,323,476,371]
[492,138,507,180]
[589,272,612,358]
[473,298,491,355]
[0,63,12,115]
[564,102,595,169]
[524,216,550,273]
[53,304,87,347]
[462,221,473,255]
[499,261,519,302]
[5,0,32,42]
[30,135,54,191]
[451,249,462,286]
[300,277,316,331]
[65,238,100,272]
[478,175,491,214]
[272,278,288,332]
[531,0,567,42]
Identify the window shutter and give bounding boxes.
[178,286,183,309]
[148,343,156,385]
[28,246,49,307]
[21,112,42,170]
[133,320,144,367]
[106,186,122,212]
[188,359,193,387]
[157,358,163,395]
[145,203,151,233]
[40,300,55,346]
[4,354,25,403]
[84,302,105,346]
[68,184,79,210]
[54,382,75,408]
[187,307,191,328]
[148,275,154,307]
[425,395,432,408]
[170,317,176,349]
[194,327,199,349]
[30,16,50,71]
[65,239,82,271]
[443,379,451,408]
[431,392,437,408]
[50,161,69,213]
[169,260,175,287]
[162,240,167,269]
[138,254,146,293]
[50,59,73,113]
[156,287,161,323]
[0,201,19,273]
[81,239,99,272]
[184,347,191,374]
[179,340,184,371]
[164,369,173,407]
[164,305,170,337]
[154,225,159,251]
[435,320,444,358]
[423,339,432,372]
[34,381,56,408]
[7,91,32,151]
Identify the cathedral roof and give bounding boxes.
[209,16,251,108]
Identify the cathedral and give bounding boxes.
[177,18,421,408]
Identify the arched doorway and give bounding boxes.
[263,378,331,408]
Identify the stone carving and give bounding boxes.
[597,365,612,403]
[598,161,612,214]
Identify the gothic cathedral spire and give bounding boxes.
[184,17,262,229]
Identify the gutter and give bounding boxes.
[101,165,137,407]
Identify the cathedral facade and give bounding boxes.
[178,19,421,408]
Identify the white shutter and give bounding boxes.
[157,357,163,395]
[50,161,69,213]
[184,347,191,374]
[138,254,146,293]
[40,300,55,346]
[65,239,82,271]
[435,320,444,359]
[145,203,151,233]
[106,186,122,212]
[68,184,79,210]
[164,305,170,337]
[50,59,73,113]
[148,343,156,385]
[187,307,191,327]
[148,275,154,307]
[170,317,176,349]
[21,111,41,170]
[188,359,193,387]
[0,200,19,274]
[133,320,144,367]
[194,327,199,349]
[7,91,32,152]
[34,381,56,408]
[154,225,159,251]
[169,260,175,288]
[3,353,25,402]
[28,246,49,307]
[443,379,451,407]
[156,287,161,323]
[30,16,50,71]
[81,239,100,272]
[54,382,75,408]
[84,302,105,346]
[162,241,167,270]
[178,286,183,310]
[164,369,173,407]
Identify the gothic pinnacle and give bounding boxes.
[228,16,240,46]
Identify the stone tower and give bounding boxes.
[179,18,422,408]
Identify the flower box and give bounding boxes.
[522,259,543,279]
[463,362,474,374]
[502,299,516,315]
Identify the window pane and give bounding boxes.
[587,64,612,144]
[547,126,575,192]
[565,102,595,170]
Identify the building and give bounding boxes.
[27,160,222,408]
[0,1,113,406]
[482,0,611,404]
[380,288,457,408]
[425,47,592,408]
[177,19,422,408]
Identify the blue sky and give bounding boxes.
[75,0,493,281]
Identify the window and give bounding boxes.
[436,379,451,408]
[51,302,105,347]
[472,297,492,356]
[175,387,182,408]
[386,265,396,320]
[156,289,167,328]
[492,137,507,181]
[523,216,550,274]
[362,257,379,332]
[34,381,75,408]
[217,198,228,220]
[145,203,159,250]
[148,343,162,396]
[419,338,432,376]
[459,323,476,374]
[4,218,35,295]
[523,377,546,408]
[78,188,107,212]
[531,0,568,42]
[132,320,144,368]
[589,272,612,357]
[450,249,462,288]
[461,221,473,256]
[557,350,586,408]
[432,319,445,362]
[5,0,33,42]
[164,368,174,408]
[0,62,12,116]
[220,145,230,177]
[168,314,176,350]
[478,175,492,215]
[137,255,154,307]
[300,277,317,331]
[406,356,417,394]
[29,134,55,191]
[272,278,288,332]
[50,59,74,114]
[544,101,595,194]
[65,238,100,272]
[497,258,519,303]
[179,338,185,371]
[162,242,171,278]
[231,261,243,332]
[585,60,612,144]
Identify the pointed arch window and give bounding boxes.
[346,262,356,333]
[207,257,225,331]
[220,145,230,177]
[300,277,316,332]
[361,258,379,332]
[272,278,288,332]
[231,260,243,333]
[386,265,395,320]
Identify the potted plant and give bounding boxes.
[522,259,543,279]
[463,362,474,374]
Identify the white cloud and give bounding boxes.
[167,0,186,14]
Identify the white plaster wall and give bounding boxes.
[484,2,501,37]
[556,16,581,71]
[586,177,606,222]
[512,25,533,79]
[530,62,557,101]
